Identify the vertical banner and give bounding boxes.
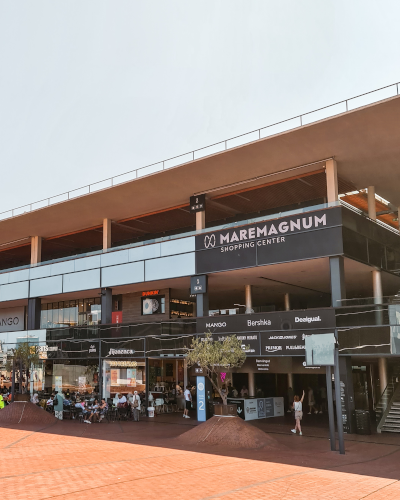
[196,376,206,422]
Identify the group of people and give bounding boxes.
[30,389,143,423]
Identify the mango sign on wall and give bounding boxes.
[0,307,25,332]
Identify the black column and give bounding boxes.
[339,356,356,434]
[196,294,209,317]
[27,297,41,330]
[101,288,112,324]
[329,256,346,307]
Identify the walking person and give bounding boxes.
[131,391,141,421]
[291,390,305,435]
[183,385,192,419]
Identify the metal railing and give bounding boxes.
[0,81,399,222]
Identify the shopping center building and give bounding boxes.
[1,84,400,432]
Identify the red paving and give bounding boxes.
[0,412,399,500]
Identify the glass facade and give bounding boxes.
[40,298,101,329]
[46,360,99,394]
[103,359,146,399]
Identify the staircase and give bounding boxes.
[376,366,400,433]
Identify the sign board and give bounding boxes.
[305,333,335,366]
[112,311,123,324]
[196,376,207,422]
[190,275,207,295]
[244,399,258,420]
[195,207,343,274]
[0,307,25,332]
[190,194,206,213]
[197,308,336,334]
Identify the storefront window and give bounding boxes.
[41,298,101,329]
[148,358,185,393]
[45,360,99,394]
[103,359,146,399]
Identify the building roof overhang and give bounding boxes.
[1,94,400,247]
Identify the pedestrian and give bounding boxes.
[183,385,192,419]
[240,385,248,398]
[307,386,318,414]
[53,391,64,420]
[291,390,305,435]
[131,391,141,421]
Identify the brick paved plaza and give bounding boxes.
[1,413,400,500]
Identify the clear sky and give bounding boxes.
[0,1,399,213]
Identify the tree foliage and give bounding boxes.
[6,342,40,394]
[186,333,246,405]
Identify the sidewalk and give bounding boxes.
[0,412,399,500]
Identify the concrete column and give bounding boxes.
[378,358,388,395]
[372,268,383,304]
[248,372,255,397]
[27,298,41,330]
[101,287,112,324]
[367,186,376,220]
[103,218,111,250]
[245,285,252,314]
[196,211,205,231]
[284,293,290,311]
[325,159,338,203]
[184,359,188,390]
[30,236,42,266]
[287,372,293,388]
[372,268,387,392]
[329,256,346,307]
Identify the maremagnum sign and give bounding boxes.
[195,207,343,273]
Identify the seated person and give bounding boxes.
[63,397,71,406]
[46,396,54,411]
[117,393,127,407]
[98,398,108,421]
[88,399,100,423]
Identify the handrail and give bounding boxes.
[0,81,399,221]
[377,382,400,433]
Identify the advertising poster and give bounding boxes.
[127,368,137,387]
[244,399,258,420]
[264,398,275,417]
[78,376,86,391]
[257,398,266,418]
[55,376,62,393]
[273,397,284,416]
[111,369,119,384]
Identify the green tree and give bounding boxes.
[6,342,40,395]
[186,333,247,405]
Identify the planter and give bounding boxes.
[213,403,237,416]
[14,394,30,402]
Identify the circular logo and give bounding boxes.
[198,383,204,391]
